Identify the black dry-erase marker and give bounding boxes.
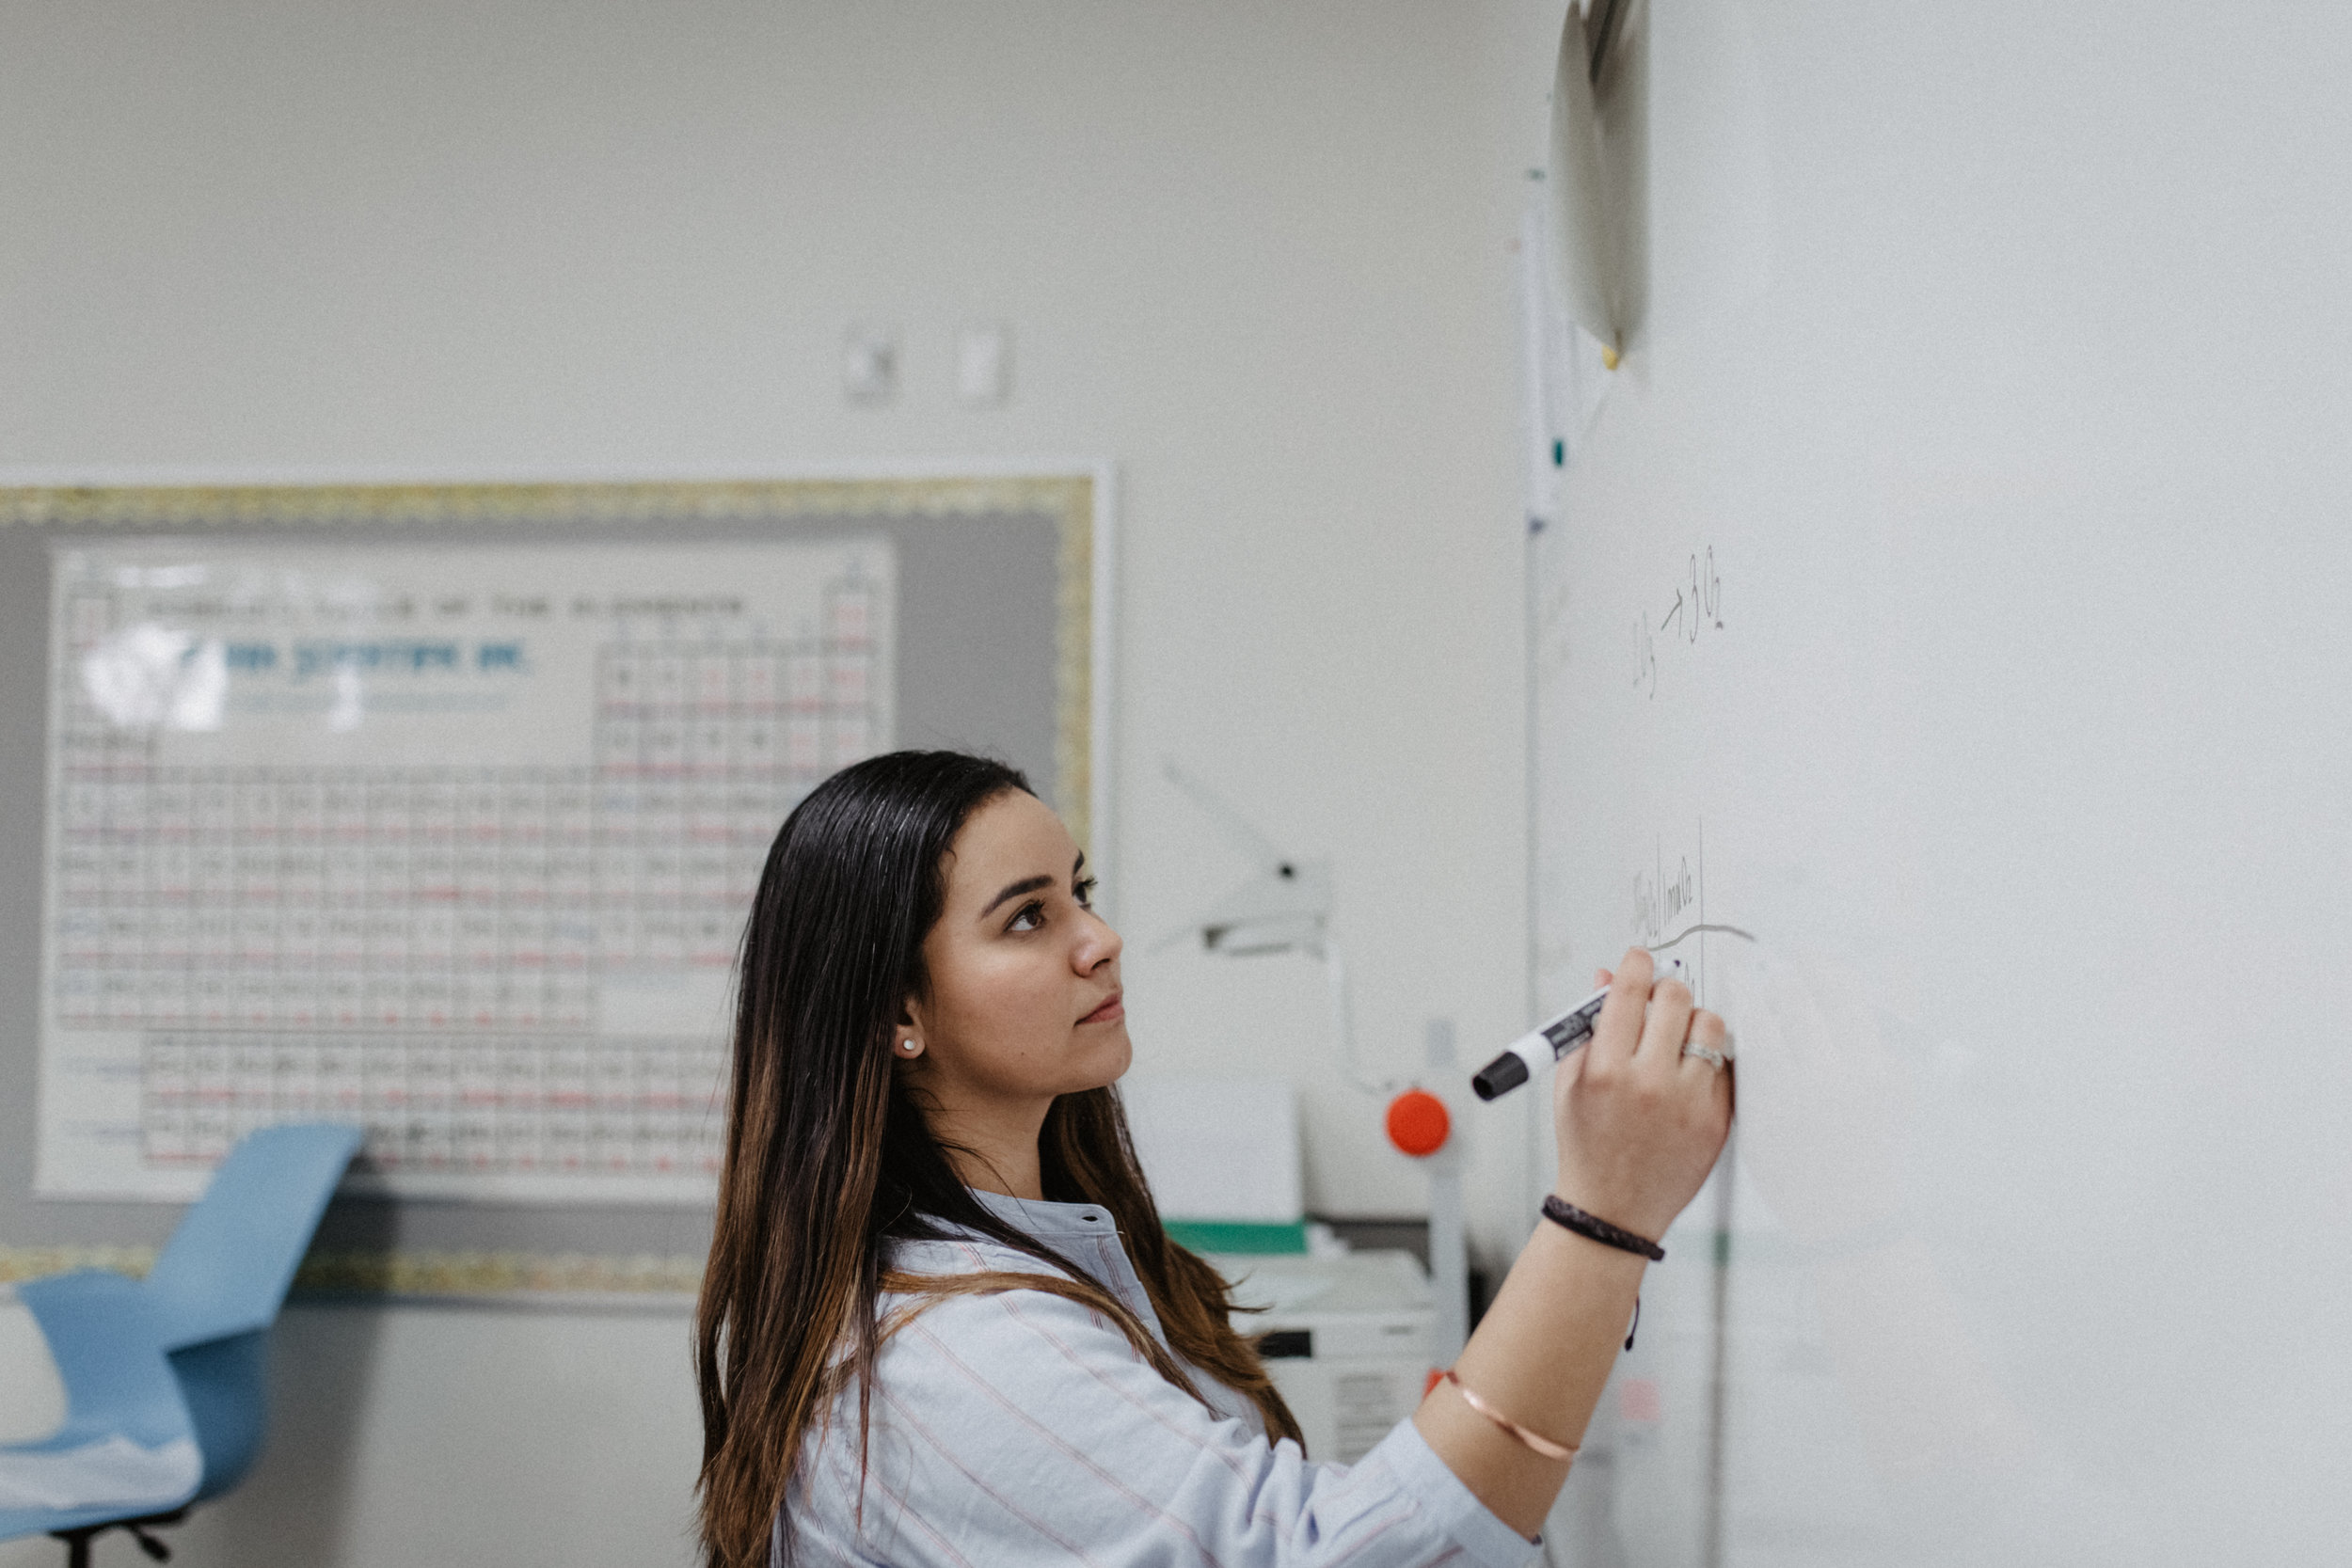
[1470,958,1691,1101]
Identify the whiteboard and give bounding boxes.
[1525,4,2352,1565]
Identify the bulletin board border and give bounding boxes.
[0,1242,705,1309]
[0,467,1117,1301]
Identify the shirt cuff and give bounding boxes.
[1363,1419,1546,1568]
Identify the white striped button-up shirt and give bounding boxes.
[782,1190,1539,1568]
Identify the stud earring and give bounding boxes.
[898,1038,921,1056]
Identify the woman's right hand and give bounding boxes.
[1551,947,1735,1243]
[1415,947,1736,1534]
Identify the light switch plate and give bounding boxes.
[843,325,898,405]
[955,323,1010,406]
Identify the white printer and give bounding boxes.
[1123,1074,1440,1463]
[1216,1249,1436,1464]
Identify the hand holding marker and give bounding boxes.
[1471,927,1754,1101]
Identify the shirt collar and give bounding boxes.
[966,1187,1121,1241]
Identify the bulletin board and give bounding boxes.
[0,473,1108,1299]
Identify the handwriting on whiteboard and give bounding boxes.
[1630,546,1725,699]
[1629,820,1728,1003]
[1633,850,1698,942]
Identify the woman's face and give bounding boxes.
[900,789,1129,1111]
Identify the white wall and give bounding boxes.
[0,0,1541,1223]
[1,3,1549,1563]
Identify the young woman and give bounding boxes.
[695,752,1732,1567]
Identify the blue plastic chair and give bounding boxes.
[0,1123,361,1566]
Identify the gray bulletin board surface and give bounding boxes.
[0,474,1104,1299]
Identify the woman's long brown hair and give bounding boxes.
[694,752,1301,1568]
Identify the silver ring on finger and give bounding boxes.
[1681,1043,1731,1070]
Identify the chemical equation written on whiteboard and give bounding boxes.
[1630,547,1724,699]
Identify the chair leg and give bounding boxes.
[49,1508,187,1568]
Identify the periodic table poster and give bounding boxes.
[40,538,895,1203]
